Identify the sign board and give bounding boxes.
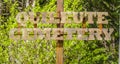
[9,12,114,40]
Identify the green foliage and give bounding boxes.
[0,0,119,64]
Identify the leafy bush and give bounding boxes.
[0,0,119,64]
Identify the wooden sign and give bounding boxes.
[15,12,108,25]
[9,28,114,40]
[9,12,114,40]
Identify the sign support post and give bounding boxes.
[56,0,64,64]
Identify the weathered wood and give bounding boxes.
[61,12,73,23]
[98,23,103,34]
[82,13,87,34]
[64,28,76,40]
[86,12,96,24]
[41,12,47,23]
[49,12,55,23]
[52,28,64,40]
[9,28,20,40]
[56,0,64,64]
[34,28,45,40]
[73,12,83,23]
[29,12,40,24]
[102,28,114,40]
[88,28,95,40]
[77,28,88,40]
[61,12,67,23]
[88,28,102,40]
[49,12,59,23]
[16,12,29,27]
[22,28,34,40]
[44,28,51,40]
[9,28,114,40]
[97,12,108,24]
[15,12,109,24]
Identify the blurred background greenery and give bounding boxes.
[0,0,119,64]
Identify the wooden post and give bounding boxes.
[56,0,64,64]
